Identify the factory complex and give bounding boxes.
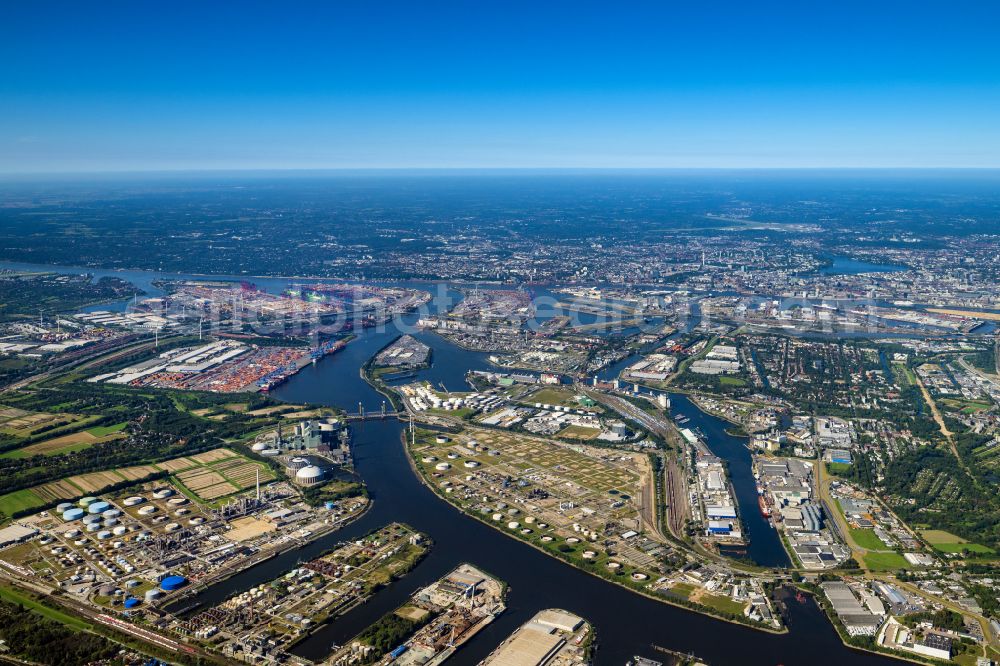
[753,456,850,569]
[174,523,429,662]
[0,452,369,634]
[481,609,590,666]
[329,563,506,666]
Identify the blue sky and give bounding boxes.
[2,0,999,172]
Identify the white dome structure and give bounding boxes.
[294,465,324,486]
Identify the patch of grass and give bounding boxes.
[558,424,600,440]
[669,582,695,598]
[864,552,910,571]
[0,488,43,517]
[698,593,747,615]
[0,584,91,631]
[941,398,992,414]
[850,528,888,551]
[933,542,994,554]
[826,462,852,475]
[719,376,747,387]
[426,407,476,420]
[85,422,127,437]
[920,529,967,544]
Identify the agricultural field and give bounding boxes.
[0,422,128,459]
[172,448,275,502]
[0,407,80,436]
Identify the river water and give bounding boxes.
[0,260,904,665]
[271,316,898,666]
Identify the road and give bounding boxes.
[815,458,868,567]
[913,372,972,477]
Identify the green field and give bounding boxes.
[864,552,910,571]
[850,528,888,551]
[0,584,91,631]
[892,363,916,387]
[719,376,747,387]
[921,529,967,544]
[920,530,995,554]
[427,407,476,420]
[941,398,993,414]
[932,542,994,554]
[85,422,127,437]
[0,488,44,517]
[669,582,695,598]
[698,593,747,615]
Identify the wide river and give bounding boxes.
[273,318,901,665]
[1,261,904,665]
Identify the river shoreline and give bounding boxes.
[397,426,788,636]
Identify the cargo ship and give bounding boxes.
[311,337,349,360]
[260,338,350,391]
[758,494,771,518]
